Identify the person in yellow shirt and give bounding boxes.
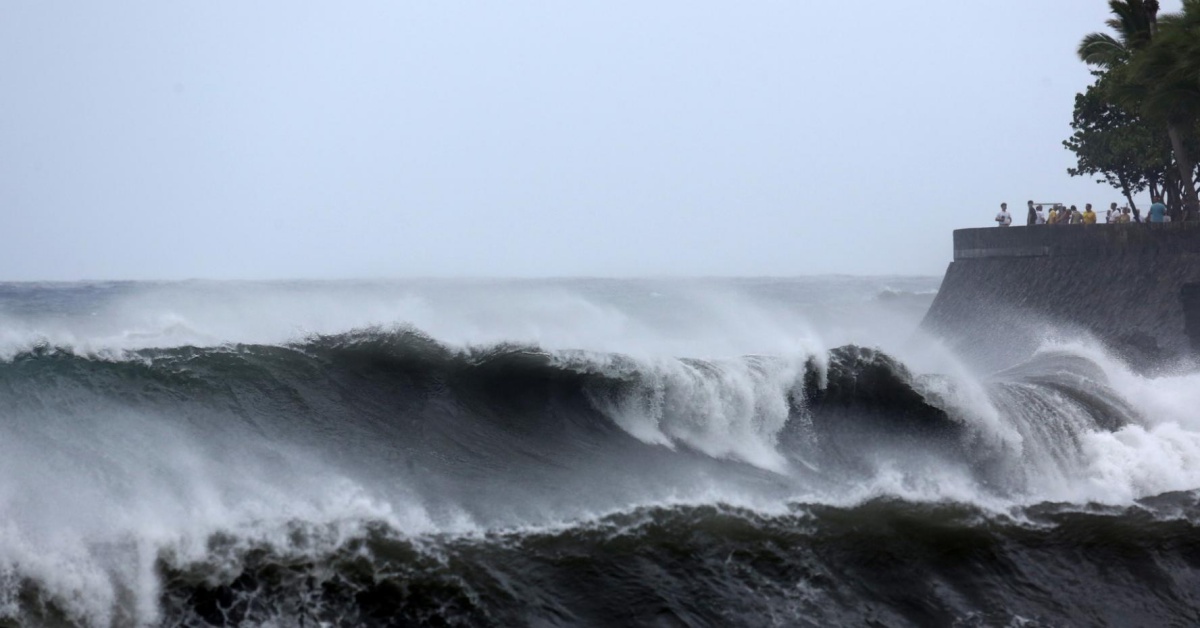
[1047,206,1059,224]
[1083,203,1097,225]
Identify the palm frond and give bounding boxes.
[1079,32,1129,67]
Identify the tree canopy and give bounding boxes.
[1063,74,1172,214]
[1067,0,1200,218]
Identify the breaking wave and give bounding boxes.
[2,279,1200,626]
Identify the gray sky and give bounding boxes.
[1,1,1176,280]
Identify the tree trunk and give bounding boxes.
[1145,0,1160,36]
[1119,173,1137,210]
[1167,123,1200,221]
[1133,177,1150,222]
[1164,168,1178,216]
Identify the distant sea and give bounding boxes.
[2,277,1199,627]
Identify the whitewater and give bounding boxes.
[2,277,1200,627]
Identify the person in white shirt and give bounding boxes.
[1035,205,1046,224]
[1106,202,1119,223]
[995,203,1012,227]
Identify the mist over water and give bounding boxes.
[3,277,1200,627]
[0,277,935,357]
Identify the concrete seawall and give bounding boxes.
[922,223,1200,368]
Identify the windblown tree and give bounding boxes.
[1074,0,1200,219]
[1063,74,1172,218]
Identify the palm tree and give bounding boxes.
[1131,6,1200,209]
[1077,0,1155,68]
[1079,0,1200,218]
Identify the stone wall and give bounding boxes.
[922,223,1200,369]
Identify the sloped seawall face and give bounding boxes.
[922,223,1200,369]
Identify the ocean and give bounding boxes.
[2,277,1199,627]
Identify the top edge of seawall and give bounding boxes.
[952,223,1200,261]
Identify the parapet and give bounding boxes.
[954,223,1200,261]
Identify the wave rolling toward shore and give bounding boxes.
[1,278,1199,627]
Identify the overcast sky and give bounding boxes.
[0,1,1177,280]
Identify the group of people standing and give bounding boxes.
[993,199,1170,227]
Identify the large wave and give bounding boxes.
[3,280,1200,625]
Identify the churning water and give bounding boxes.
[2,278,1199,627]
